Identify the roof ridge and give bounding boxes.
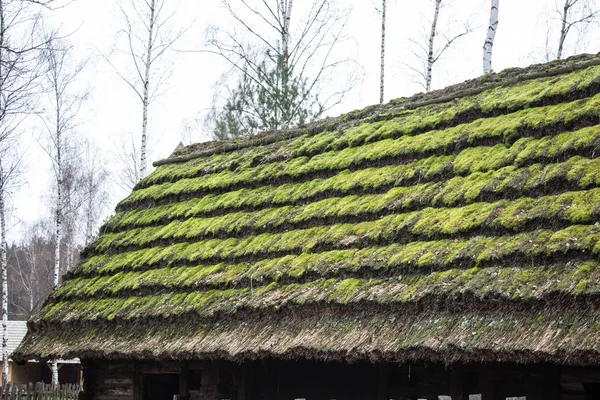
[153,53,600,167]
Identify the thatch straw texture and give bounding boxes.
[14,54,600,364]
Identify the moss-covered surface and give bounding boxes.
[74,224,600,278]
[136,63,600,189]
[16,55,600,364]
[106,127,600,232]
[94,186,600,253]
[55,259,599,303]
[38,261,600,322]
[120,93,600,209]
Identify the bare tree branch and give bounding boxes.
[206,0,361,139]
[556,0,599,59]
[109,0,186,182]
[0,0,60,387]
[407,0,472,92]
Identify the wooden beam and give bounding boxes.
[138,361,182,374]
[79,359,96,400]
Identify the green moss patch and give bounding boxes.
[107,124,600,233]
[135,64,600,189]
[73,223,600,282]
[45,260,600,322]
[119,94,600,209]
[95,185,600,254]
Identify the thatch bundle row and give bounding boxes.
[14,55,600,364]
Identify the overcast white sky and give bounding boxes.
[7,0,600,242]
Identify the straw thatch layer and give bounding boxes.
[14,54,600,364]
[15,307,600,366]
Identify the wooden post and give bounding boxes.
[377,363,389,400]
[540,365,561,400]
[246,362,254,400]
[82,359,97,400]
[134,361,141,400]
[480,371,494,400]
[180,362,189,400]
[236,363,248,400]
[450,365,464,400]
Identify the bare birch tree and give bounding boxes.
[207,0,359,139]
[8,239,37,318]
[7,222,61,321]
[108,0,184,182]
[0,152,21,389]
[408,0,472,92]
[0,0,57,387]
[425,0,442,92]
[6,145,106,324]
[555,0,599,59]
[483,0,499,74]
[80,141,109,245]
[0,160,8,390]
[113,130,161,193]
[40,36,87,386]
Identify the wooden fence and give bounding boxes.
[1,383,80,400]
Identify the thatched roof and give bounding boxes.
[14,54,600,365]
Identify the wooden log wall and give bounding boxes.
[560,368,600,400]
[77,359,600,400]
[80,360,134,400]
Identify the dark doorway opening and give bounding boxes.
[143,373,179,400]
[253,360,378,400]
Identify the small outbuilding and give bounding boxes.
[14,54,600,400]
[1,321,81,386]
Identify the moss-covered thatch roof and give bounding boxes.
[14,54,600,365]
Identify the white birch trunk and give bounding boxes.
[483,0,499,74]
[139,0,156,180]
[65,241,72,272]
[282,0,293,57]
[0,176,8,389]
[85,206,93,246]
[52,176,61,386]
[51,83,62,387]
[28,270,33,315]
[53,115,62,292]
[85,176,94,245]
[379,0,386,104]
[279,0,293,129]
[0,0,8,390]
[557,0,571,59]
[426,0,442,92]
[51,361,58,385]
